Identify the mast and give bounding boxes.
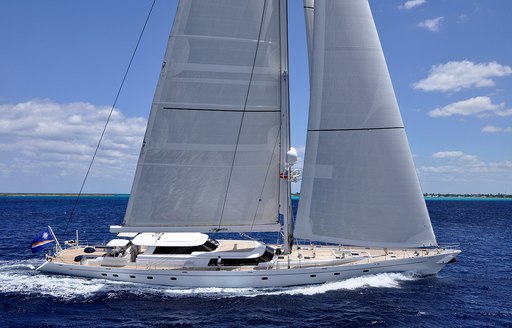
[279,0,293,254]
[304,0,314,79]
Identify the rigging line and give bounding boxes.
[61,0,157,239]
[239,232,258,242]
[217,0,268,230]
[249,127,280,233]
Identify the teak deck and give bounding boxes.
[49,241,443,272]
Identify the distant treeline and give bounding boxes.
[291,192,512,199]
[0,193,122,197]
[424,193,512,199]
[2,192,511,199]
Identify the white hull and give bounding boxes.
[37,249,459,288]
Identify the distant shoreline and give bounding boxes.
[423,193,512,199]
[2,193,511,200]
[291,193,512,200]
[0,193,128,197]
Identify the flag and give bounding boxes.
[31,228,55,253]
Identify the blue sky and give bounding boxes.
[1,0,511,194]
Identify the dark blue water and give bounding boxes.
[0,196,511,327]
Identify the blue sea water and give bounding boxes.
[0,196,511,327]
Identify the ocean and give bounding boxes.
[0,196,511,327]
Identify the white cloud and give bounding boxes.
[458,14,468,23]
[427,96,508,117]
[418,16,444,32]
[482,125,502,133]
[419,165,464,174]
[0,99,146,192]
[420,151,512,176]
[413,60,512,92]
[432,151,478,162]
[419,151,512,193]
[294,145,305,158]
[482,125,512,133]
[0,163,13,177]
[398,0,427,10]
[495,108,512,117]
[420,160,512,174]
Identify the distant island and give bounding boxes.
[292,192,512,199]
[423,193,512,199]
[0,193,127,197]
[1,192,511,199]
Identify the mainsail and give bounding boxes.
[117,0,287,233]
[295,0,437,248]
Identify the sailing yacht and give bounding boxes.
[37,0,460,288]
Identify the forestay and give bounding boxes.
[119,0,285,233]
[295,0,437,248]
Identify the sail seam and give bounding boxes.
[162,107,280,113]
[308,126,404,132]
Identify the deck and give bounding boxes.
[48,242,445,272]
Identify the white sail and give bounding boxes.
[295,0,437,248]
[118,0,286,233]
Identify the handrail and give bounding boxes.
[438,243,460,249]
